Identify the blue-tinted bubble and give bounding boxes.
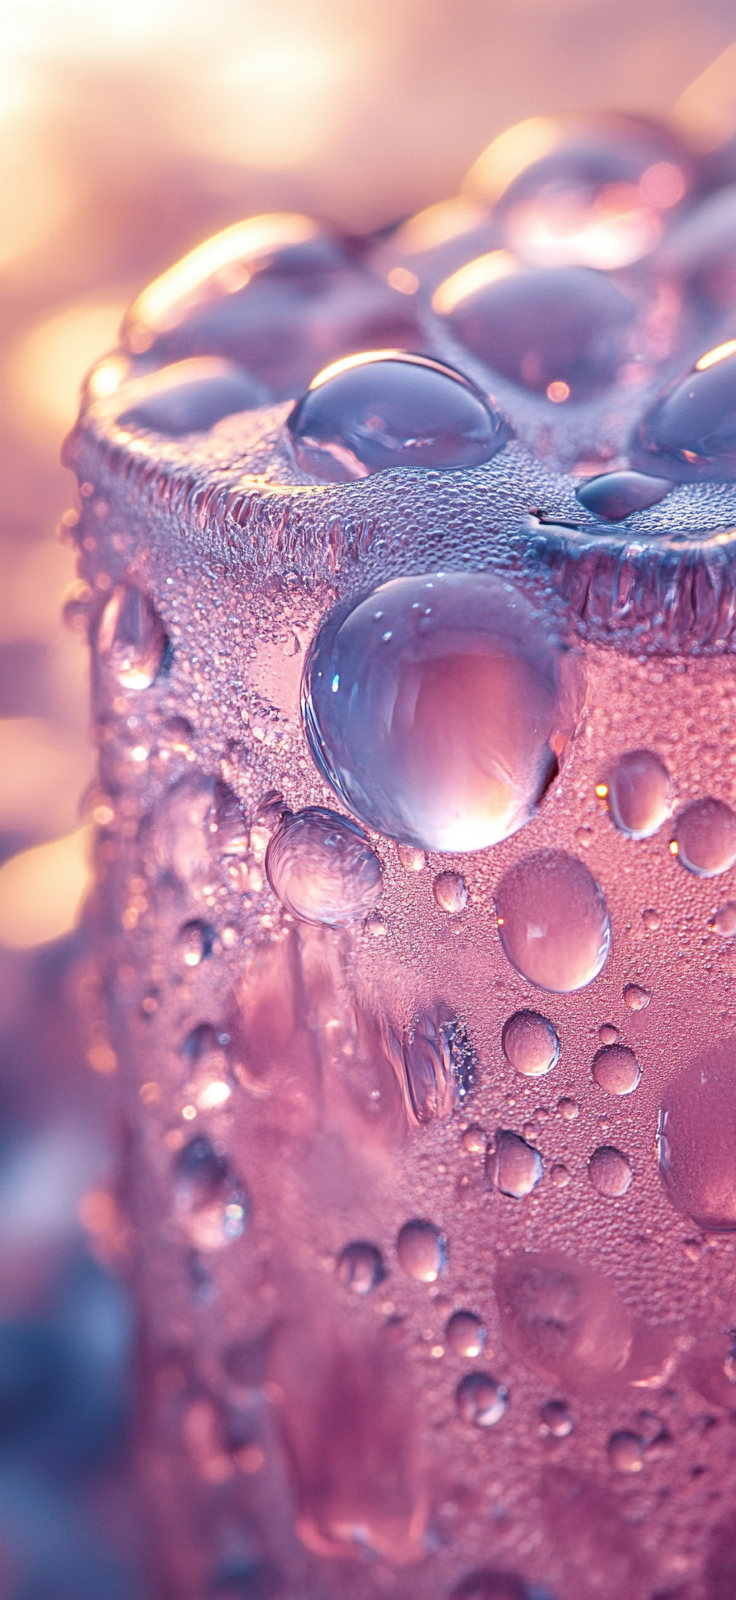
[575,469,673,522]
[116,358,267,436]
[302,573,583,854]
[265,805,382,926]
[634,345,736,480]
[289,352,507,481]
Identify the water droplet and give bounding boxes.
[598,1022,619,1044]
[289,352,507,481]
[172,1135,248,1251]
[433,870,468,914]
[501,1010,560,1078]
[401,1007,477,1123]
[436,262,637,400]
[642,907,661,930]
[602,748,674,838]
[265,807,382,926]
[396,1219,447,1282]
[115,357,266,435]
[658,1043,736,1230]
[607,1430,644,1473]
[557,1096,579,1120]
[486,1130,543,1198]
[540,1399,573,1437]
[456,1372,507,1427]
[495,850,611,992]
[397,843,425,871]
[96,584,168,689]
[446,1311,487,1358]
[495,1251,633,1386]
[303,573,584,853]
[588,1145,633,1197]
[550,1163,571,1188]
[178,920,216,967]
[576,470,673,522]
[635,346,736,480]
[337,1242,386,1295]
[462,1123,486,1152]
[671,798,736,877]
[623,982,650,1011]
[592,1044,641,1096]
[711,901,736,937]
[181,1023,233,1110]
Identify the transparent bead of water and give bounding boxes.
[396,1219,446,1282]
[96,584,168,690]
[557,1097,579,1120]
[178,920,215,968]
[114,357,267,435]
[486,1130,543,1198]
[623,982,650,1011]
[601,748,674,839]
[711,901,736,937]
[336,1242,385,1296]
[671,797,736,877]
[592,1044,641,1096]
[588,1145,633,1198]
[172,1135,248,1251]
[433,871,468,914]
[608,1430,644,1473]
[289,352,507,481]
[397,843,426,872]
[576,469,673,522]
[495,1250,633,1386]
[501,1010,560,1078]
[181,1023,233,1111]
[265,806,382,926]
[635,345,736,481]
[401,1007,476,1124]
[446,1311,487,1358]
[658,1044,736,1230]
[303,573,584,854]
[456,1372,507,1428]
[540,1399,573,1438]
[495,850,611,992]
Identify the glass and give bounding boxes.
[64,110,736,1600]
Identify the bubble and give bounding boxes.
[289,352,507,481]
[446,1311,487,1358]
[634,345,736,481]
[495,850,611,992]
[396,1219,446,1282]
[303,573,584,854]
[495,1251,633,1386]
[178,920,216,967]
[451,1570,527,1600]
[540,1399,573,1438]
[623,982,650,1011]
[436,262,637,400]
[337,1242,386,1296]
[456,1372,507,1428]
[557,1096,579,1120]
[671,798,736,877]
[711,902,736,937]
[433,870,468,914]
[181,1023,233,1111]
[501,1010,560,1078]
[575,469,673,522]
[115,357,266,435]
[265,807,382,927]
[601,749,674,839]
[658,1042,736,1231]
[96,584,168,690]
[401,1007,477,1124]
[550,1163,571,1188]
[486,1130,543,1199]
[607,1430,644,1473]
[588,1145,633,1197]
[462,1124,486,1152]
[592,1044,641,1096]
[397,843,425,872]
[172,1135,248,1251]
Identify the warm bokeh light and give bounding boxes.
[696,337,736,371]
[674,38,736,150]
[11,297,129,436]
[0,826,91,949]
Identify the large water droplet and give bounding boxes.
[575,469,673,522]
[96,584,168,690]
[495,850,610,992]
[486,1130,543,1198]
[337,1242,385,1295]
[115,357,266,435]
[671,798,736,877]
[303,573,583,853]
[172,1135,248,1251]
[145,771,247,886]
[502,1010,560,1078]
[446,1311,487,1358]
[396,1219,446,1282]
[592,1044,641,1096]
[456,1372,507,1427]
[435,262,636,400]
[289,352,507,481]
[634,346,736,480]
[588,1145,633,1197]
[495,1252,633,1386]
[601,748,674,838]
[658,1043,736,1231]
[265,806,382,926]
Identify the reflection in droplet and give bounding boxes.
[658,1042,736,1231]
[96,584,168,690]
[433,870,468,914]
[337,1242,386,1296]
[502,1010,560,1078]
[588,1145,633,1197]
[486,1130,543,1198]
[456,1372,507,1427]
[446,1311,487,1358]
[397,1219,446,1282]
[602,749,674,839]
[265,807,382,926]
[711,901,736,937]
[172,1135,248,1251]
[623,983,650,1012]
[495,850,611,992]
[178,920,216,968]
[671,798,736,877]
[599,1023,618,1044]
[576,470,673,522]
[635,346,736,480]
[115,357,267,435]
[540,1399,573,1437]
[550,1163,571,1188]
[289,352,507,481]
[592,1044,641,1096]
[303,573,583,854]
[607,1430,644,1473]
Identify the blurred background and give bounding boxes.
[0,2,734,1593]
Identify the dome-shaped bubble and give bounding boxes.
[486,1130,543,1198]
[336,1242,386,1296]
[265,806,382,927]
[587,1145,633,1197]
[495,850,611,992]
[115,357,267,436]
[172,1135,248,1251]
[302,573,584,854]
[288,352,507,482]
[501,1010,560,1078]
[446,1311,486,1358]
[671,797,736,877]
[455,1372,507,1427]
[96,583,168,690]
[434,261,637,400]
[634,344,736,481]
[575,469,673,522]
[121,215,422,398]
[495,1251,633,1387]
[601,748,674,839]
[658,1042,736,1231]
[396,1219,446,1282]
[592,1044,641,1096]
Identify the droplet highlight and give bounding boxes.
[495,850,611,992]
[501,1010,560,1078]
[456,1372,507,1427]
[396,1219,446,1282]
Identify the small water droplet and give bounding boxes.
[265,806,382,926]
[598,1022,619,1044]
[96,584,168,690]
[433,870,468,914]
[576,469,673,522]
[540,1399,573,1437]
[607,1430,644,1473]
[501,1010,560,1078]
[601,749,674,838]
[557,1096,579,1120]
[446,1311,487,1358]
[592,1044,642,1096]
[397,1219,447,1282]
[397,843,426,872]
[550,1163,571,1188]
[588,1145,633,1197]
[486,1130,543,1198]
[172,1135,248,1250]
[495,850,611,992]
[181,1023,233,1110]
[462,1123,486,1153]
[672,798,736,876]
[336,1242,386,1295]
[711,901,736,937]
[456,1372,507,1427]
[623,982,651,1011]
[178,920,216,967]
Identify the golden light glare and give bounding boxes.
[431,250,516,316]
[674,40,736,152]
[395,198,486,256]
[695,339,736,372]
[462,117,559,204]
[12,297,129,436]
[0,827,91,950]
